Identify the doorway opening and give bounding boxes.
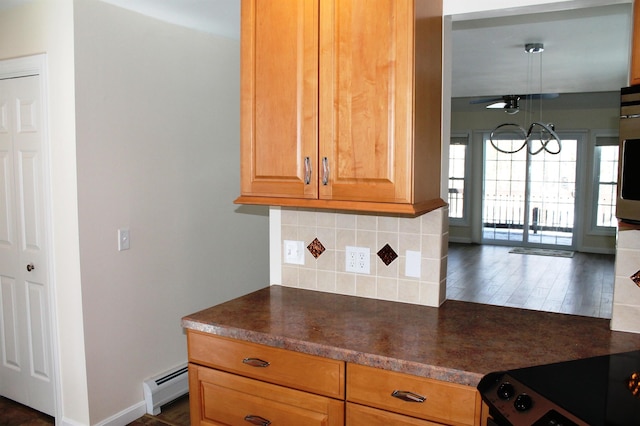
[481,134,578,249]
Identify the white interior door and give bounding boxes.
[0,74,54,416]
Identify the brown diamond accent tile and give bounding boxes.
[307,238,325,259]
[377,243,398,266]
[632,270,640,287]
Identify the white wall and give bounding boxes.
[0,1,90,424]
[73,0,269,423]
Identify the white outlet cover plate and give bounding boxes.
[284,240,305,265]
[345,246,370,274]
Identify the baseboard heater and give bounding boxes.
[143,363,189,415]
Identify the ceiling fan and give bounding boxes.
[470,93,559,114]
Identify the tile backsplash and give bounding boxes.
[611,227,640,333]
[270,206,449,307]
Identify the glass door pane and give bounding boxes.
[526,139,577,246]
[482,140,528,242]
[482,136,577,248]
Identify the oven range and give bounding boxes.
[477,350,640,425]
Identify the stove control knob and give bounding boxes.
[497,382,515,400]
[514,393,533,412]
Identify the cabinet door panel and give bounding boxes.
[187,331,345,399]
[241,0,319,198]
[347,364,480,425]
[189,364,344,426]
[320,0,412,203]
[347,403,441,426]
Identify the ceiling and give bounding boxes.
[3,0,633,109]
[451,2,632,113]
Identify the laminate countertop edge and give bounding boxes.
[182,286,640,388]
[182,319,484,387]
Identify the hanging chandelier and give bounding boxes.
[489,43,562,155]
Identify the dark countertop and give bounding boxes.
[182,285,640,387]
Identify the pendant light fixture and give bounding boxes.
[489,43,562,155]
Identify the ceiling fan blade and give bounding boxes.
[469,96,504,104]
[486,102,507,109]
[521,93,559,100]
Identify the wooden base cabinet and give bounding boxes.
[189,364,344,426]
[186,330,485,426]
[346,364,483,426]
[236,0,445,216]
[187,331,345,426]
[347,403,443,425]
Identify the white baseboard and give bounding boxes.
[58,417,87,426]
[94,400,147,426]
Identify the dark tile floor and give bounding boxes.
[0,394,190,426]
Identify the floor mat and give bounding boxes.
[509,247,575,258]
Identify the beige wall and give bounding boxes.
[0,1,90,424]
[73,1,268,423]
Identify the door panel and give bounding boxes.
[240,0,319,199]
[0,276,20,370]
[0,74,54,416]
[320,0,412,202]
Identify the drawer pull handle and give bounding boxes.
[304,156,312,184]
[391,390,426,403]
[244,415,271,425]
[322,157,329,185]
[242,357,270,368]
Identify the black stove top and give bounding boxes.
[478,350,640,425]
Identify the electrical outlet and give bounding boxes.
[284,240,305,265]
[345,246,370,274]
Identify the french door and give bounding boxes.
[482,133,579,248]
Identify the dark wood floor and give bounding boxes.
[0,394,190,426]
[446,243,615,318]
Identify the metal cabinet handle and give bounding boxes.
[391,390,426,403]
[242,358,270,368]
[26,263,35,272]
[322,157,329,185]
[304,156,312,185]
[244,415,271,425]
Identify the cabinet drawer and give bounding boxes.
[347,402,441,425]
[187,331,345,399]
[190,364,344,426]
[347,364,481,426]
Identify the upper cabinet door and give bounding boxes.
[630,2,640,86]
[240,0,319,199]
[319,0,413,203]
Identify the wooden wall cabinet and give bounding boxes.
[236,0,446,216]
[631,1,640,85]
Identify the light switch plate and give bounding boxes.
[405,250,421,278]
[118,228,130,251]
[284,240,305,265]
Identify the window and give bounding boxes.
[448,135,468,220]
[592,136,618,229]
